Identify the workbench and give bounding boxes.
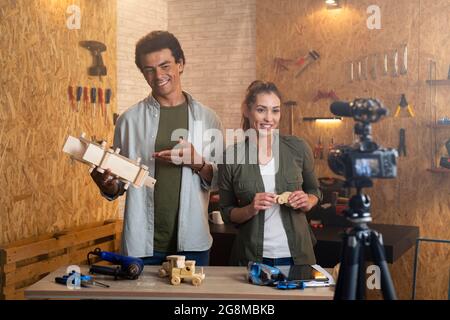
[25,265,334,300]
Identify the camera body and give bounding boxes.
[328,145,398,187]
[328,99,398,189]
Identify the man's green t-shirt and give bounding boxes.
[153,101,188,252]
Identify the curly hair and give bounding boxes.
[135,30,185,72]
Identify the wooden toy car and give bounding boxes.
[158,255,205,286]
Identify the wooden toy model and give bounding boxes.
[158,255,205,286]
[62,133,156,190]
[275,192,292,205]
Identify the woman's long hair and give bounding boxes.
[241,80,283,131]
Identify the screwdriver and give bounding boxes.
[105,88,112,125]
[68,85,76,112]
[55,275,110,288]
[98,87,105,118]
[55,276,89,288]
[90,87,97,117]
[76,86,82,112]
[83,87,89,113]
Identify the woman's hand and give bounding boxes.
[288,190,318,212]
[247,192,277,216]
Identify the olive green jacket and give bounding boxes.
[218,135,322,266]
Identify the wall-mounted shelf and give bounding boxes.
[426,79,450,86]
[426,124,450,129]
[426,62,450,173]
[303,117,343,122]
[427,167,450,173]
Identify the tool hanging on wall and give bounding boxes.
[398,128,406,157]
[360,56,368,80]
[105,88,112,125]
[83,87,89,113]
[314,137,324,159]
[382,52,389,76]
[391,49,399,77]
[90,87,97,117]
[295,50,320,78]
[312,90,339,102]
[283,100,297,135]
[79,41,107,80]
[98,88,105,117]
[348,61,354,82]
[369,54,378,80]
[399,44,408,75]
[394,94,415,117]
[76,86,82,112]
[273,57,293,74]
[68,85,76,112]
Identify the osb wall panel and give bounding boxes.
[0,0,118,245]
[257,0,449,299]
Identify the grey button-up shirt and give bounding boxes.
[104,92,223,258]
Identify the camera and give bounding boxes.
[329,99,399,300]
[328,98,398,189]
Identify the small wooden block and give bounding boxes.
[276,192,292,205]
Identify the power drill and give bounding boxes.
[87,248,144,280]
[79,41,107,77]
[440,139,450,169]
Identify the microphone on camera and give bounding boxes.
[330,101,354,117]
[330,99,388,121]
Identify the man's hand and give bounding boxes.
[288,190,318,212]
[248,192,277,216]
[153,138,203,169]
[90,168,120,196]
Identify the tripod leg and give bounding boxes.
[334,234,349,299]
[356,240,366,299]
[370,231,397,300]
[335,234,361,300]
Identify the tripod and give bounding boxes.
[333,188,397,300]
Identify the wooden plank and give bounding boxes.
[0,220,113,249]
[426,79,450,86]
[4,222,118,264]
[3,240,116,287]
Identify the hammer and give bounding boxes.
[283,100,298,135]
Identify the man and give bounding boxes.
[91,31,222,266]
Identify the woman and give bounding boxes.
[218,80,322,266]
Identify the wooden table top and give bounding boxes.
[25,265,334,300]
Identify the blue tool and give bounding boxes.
[88,248,144,280]
[247,262,284,286]
[276,280,305,290]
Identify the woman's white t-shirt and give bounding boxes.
[259,158,291,258]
